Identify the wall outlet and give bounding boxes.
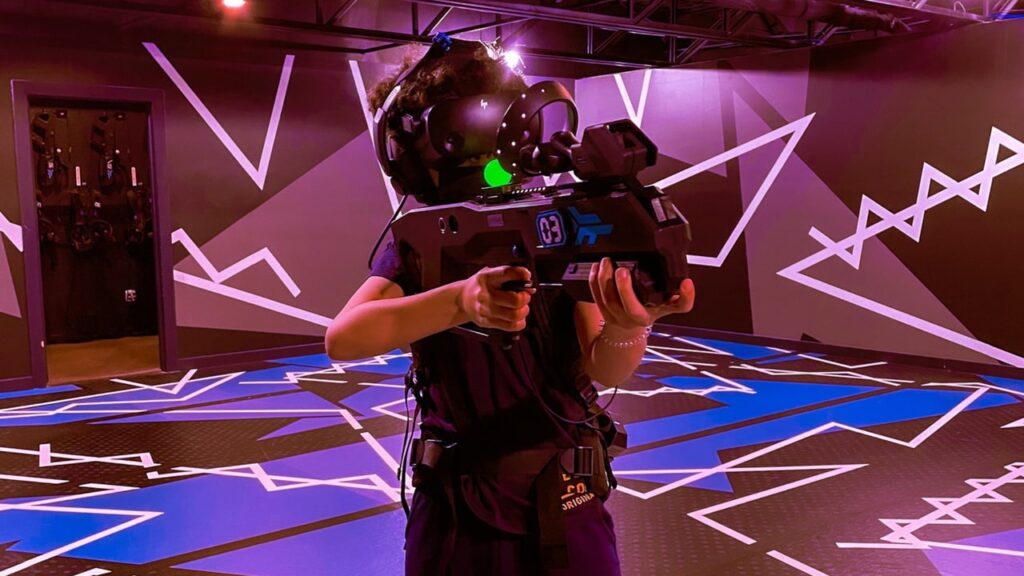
[124,289,137,303]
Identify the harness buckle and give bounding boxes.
[579,384,600,407]
[411,437,456,471]
[560,445,595,477]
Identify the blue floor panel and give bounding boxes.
[1,332,1021,576]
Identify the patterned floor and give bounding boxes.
[1,326,1022,575]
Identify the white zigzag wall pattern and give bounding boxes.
[653,114,815,268]
[144,42,293,191]
[610,66,816,268]
[0,210,23,253]
[778,127,1024,367]
[172,229,300,296]
[136,51,1024,366]
[614,69,653,128]
[145,41,344,331]
[0,209,22,319]
[609,66,1022,366]
[171,228,333,327]
[348,60,402,214]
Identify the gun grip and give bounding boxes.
[632,267,656,305]
[498,279,532,349]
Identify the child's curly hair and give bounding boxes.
[368,43,528,113]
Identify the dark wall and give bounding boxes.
[577,22,1024,367]
[0,20,397,385]
[0,9,578,387]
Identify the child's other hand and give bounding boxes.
[589,257,696,330]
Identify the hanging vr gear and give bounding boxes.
[126,185,153,245]
[91,113,130,196]
[32,111,74,252]
[69,187,115,252]
[31,112,69,196]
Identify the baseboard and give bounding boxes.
[0,374,36,393]
[667,324,1024,379]
[174,342,328,372]
[35,324,1017,381]
[3,343,328,392]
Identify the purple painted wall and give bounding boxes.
[0,33,388,386]
[576,22,1024,367]
[0,6,577,388]
[2,6,1022,388]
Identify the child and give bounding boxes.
[326,42,695,576]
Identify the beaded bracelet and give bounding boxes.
[598,321,652,349]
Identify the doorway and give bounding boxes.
[30,102,159,384]
[13,83,178,387]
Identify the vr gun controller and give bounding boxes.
[389,182,691,347]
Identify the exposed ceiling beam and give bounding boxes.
[405,0,800,47]
[38,0,654,67]
[668,0,677,63]
[595,30,626,53]
[675,10,755,65]
[573,0,666,55]
[503,19,541,45]
[362,5,455,53]
[520,45,663,67]
[838,0,986,22]
[632,0,668,22]
[326,0,360,26]
[675,39,710,65]
[814,23,840,44]
[362,15,526,53]
[423,6,453,34]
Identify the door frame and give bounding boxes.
[11,81,179,386]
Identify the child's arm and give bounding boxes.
[576,258,696,388]
[325,266,534,361]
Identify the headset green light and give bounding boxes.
[483,158,513,187]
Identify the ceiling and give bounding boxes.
[1,0,1020,74]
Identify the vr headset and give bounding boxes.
[374,34,579,205]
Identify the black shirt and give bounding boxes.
[370,241,591,533]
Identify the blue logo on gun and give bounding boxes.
[568,207,613,246]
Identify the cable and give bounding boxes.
[511,294,621,427]
[367,193,409,270]
[398,384,417,517]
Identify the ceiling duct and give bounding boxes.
[703,0,910,32]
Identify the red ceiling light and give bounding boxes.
[222,0,246,8]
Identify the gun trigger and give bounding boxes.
[500,280,531,292]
